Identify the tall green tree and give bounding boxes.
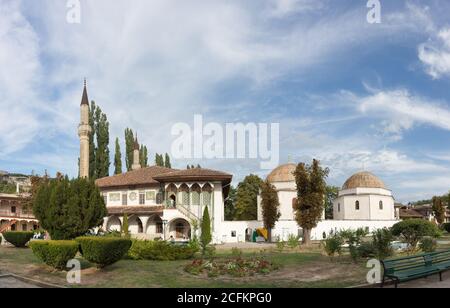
[124,128,134,171]
[164,153,172,168]
[114,137,122,175]
[122,213,130,238]
[140,145,148,167]
[294,160,329,245]
[224,186,237,221]
[200,206,212,255]
[155,153,164,167]
[33,176,107,240]
[235,174,263,221]
[432,196,446,225]
[88,101,96,178]
[325,186,339,220]
[94,105,110,178]
[260,180,281,242]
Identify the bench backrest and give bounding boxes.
[431,250,450,266]
[382,249,450,275]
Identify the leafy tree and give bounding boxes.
[33,176,107,240]
[88,101,96,178]
[140,145,148,167]
[125,128,135,171]
[200,206,212,255]
[224,186,237,221]
[114,137,122,175]
[234,175,263,221]
[432,196,446,225]
[155,153,164,167]
[164,153,172,168]
[391,219,441,253]
[260,180,281,242]
[0,182,16,194]
[294,160,329,245]
[325,186,339,220]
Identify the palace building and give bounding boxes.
[78,82,398,243]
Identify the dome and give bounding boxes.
[267,163,296,183]
[342,171,387,190]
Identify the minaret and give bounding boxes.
[78,79,92,178]
[132,133,141,171]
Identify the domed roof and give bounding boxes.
[342,171,387,190]
[267,163,296,183]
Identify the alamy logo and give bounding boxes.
[66,0,81,24]
[171,115,280,170]
[367,0,381,24]
[66,259,81,284]
[366,259,382,284]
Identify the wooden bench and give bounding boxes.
[381,249,450,288]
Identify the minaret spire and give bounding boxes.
[78,79,92,178]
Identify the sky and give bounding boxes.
[1,0,450,203]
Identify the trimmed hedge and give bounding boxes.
[30,240,79,270]
[2,231,34,247]
[76,237,132,268]
[128,240,198,261]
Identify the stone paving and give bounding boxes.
[0,275,41,288]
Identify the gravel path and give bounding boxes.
[0,275,41,288]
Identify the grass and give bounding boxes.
[0,245,368,288]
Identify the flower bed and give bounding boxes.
[185,257,279,278]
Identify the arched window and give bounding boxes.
[338,203,341,212]
[355,201,360,211]
[292,198,297,210]
[379,201,383,210]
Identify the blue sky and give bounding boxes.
[1,0,450,202]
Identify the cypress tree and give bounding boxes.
[164,153,172,168]
[294,160,329,245]
[122,213,129,238]
[94,106,110,178]
[234,175,263,220]
[124,128,134,171]
[200,206,212,255]
[260,180,281,242]
[140,145,148,167]
[114,137,122,175]
[88,101,96,178]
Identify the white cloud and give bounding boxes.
[0,1,42,156]
[418,27,450,79]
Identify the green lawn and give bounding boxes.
[0,246,367,288]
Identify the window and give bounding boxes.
[191,191,200,205]
[156,222,163,234]
[103,195,107,205]
[202,191,211,206]
[379,201,383,210]
[139,192,145,205]
[355,201,360,211]
[338,203,341,212]
[231,231,237,238]
[11,206,16,213]
[182,191,190,205]
[122,194,128,206]
[146,191,156,201]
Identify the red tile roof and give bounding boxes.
[153,168,232,182]
[95,166,176,188]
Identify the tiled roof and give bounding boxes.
[267,164,296,183]
[96,166,176,188]
[152,168,232,182]
[107,206,164,215]
[399,208,424,219]
[342,171,387,190]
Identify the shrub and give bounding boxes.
[443,223,450,233]
[276,241,286,253]
[287,234,300,249]
[391,219,441,253]
[76,237,132,268]
[323,234,343,259]
[30,241,79,270]
[2,231,34,248]
[339,228,368,262]
[419,237,437,253]
[372,228,394,260]
[128,240,198,261]
[357,242,376,258]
